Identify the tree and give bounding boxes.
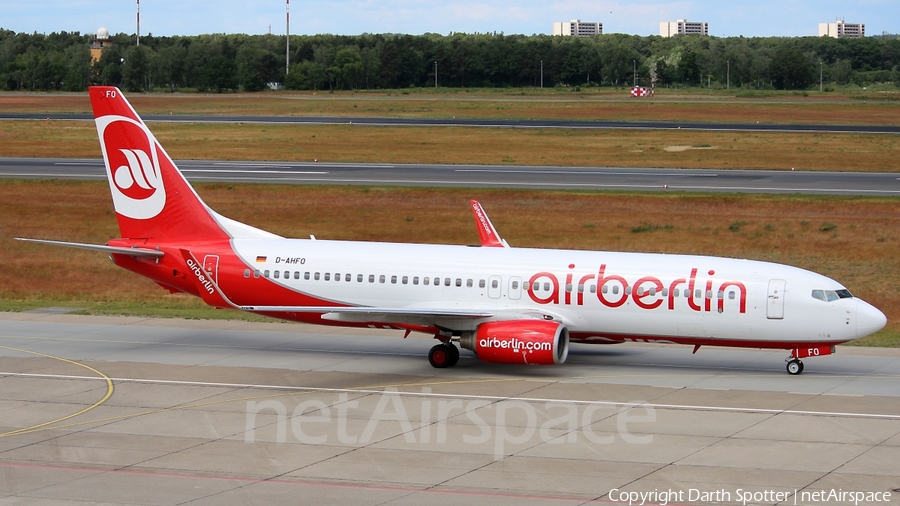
[769,46,814,89]
[123,45,152,92]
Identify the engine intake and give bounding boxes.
[460,320,569,365]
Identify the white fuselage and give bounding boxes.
[229,238,875,347]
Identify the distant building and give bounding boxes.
[552,20,602,37]
[90,27,113,64]
[659,19,708,37]
[819,21,865,38]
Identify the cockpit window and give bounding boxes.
[812,289,853,302]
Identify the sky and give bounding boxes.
[2,0,897,38]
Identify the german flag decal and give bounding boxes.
[255,256,267,263]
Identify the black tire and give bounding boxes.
[446,344,460,367]
[786,359,803,375]
[429,344,450,368]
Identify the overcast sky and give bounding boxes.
[2,0,897,38]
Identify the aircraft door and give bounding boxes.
[767,279,786,319]
[488,276,502,299]
[203,255,220,284]
[508,276,522,300]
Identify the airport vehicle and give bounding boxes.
[18,87,887,374]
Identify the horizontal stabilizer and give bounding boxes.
[15,238,164,258]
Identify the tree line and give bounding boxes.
[1,28,898,92]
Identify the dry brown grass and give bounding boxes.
[2,120,899,172]
[2,181,898,339]
[2,91,899,125]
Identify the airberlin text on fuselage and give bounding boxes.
[528,264,748,314]
[186,258,215,295]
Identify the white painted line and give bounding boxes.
[181,169,329,175]
[3,371,899,420]
[456,169,720,177]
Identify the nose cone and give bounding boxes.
[856,299,887,338]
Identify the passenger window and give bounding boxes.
[314,272,320,280]
[493,280,500,289]
[413,276,419,285]
[424,277,430,285]
[650,288,656,296]
[357,274,363,282]
[467,279,473,288]
[729,291,736,300]
[324,273,331,281]
[379,275,386,283]
[717,290,724,299]
[264,270,270,278]
[511,280,518,290]
[244,269,250,278]
[334,273,340,281]
[444,278,451,287]
[636,287,644,296]
[455,278,462,287]
[304,272,310,280]
[274,271,280,279]
[706,290,712,298]
[625,287,632,295]
[673,288,680,297]
[285,271,290,278]
[566,283,572,292]
[369,274,375,283]
[612,286,619,295]
[543,282,550,291]
[695,289,701,298]
[602,285,608,294]
[254,269,260,278]
[661,289,668,297]
[391,275,397,284]
[402,276,408,284]
[294,272,300,280]
[345,274,351,282]
[590,285,596,293]
[479,279,486,288]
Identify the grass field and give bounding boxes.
[2,88,900,125]
[2,120,899,172]
[2,180,897,346]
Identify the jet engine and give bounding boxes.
[459,320,569,365]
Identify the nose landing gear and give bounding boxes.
[786,358,804,375]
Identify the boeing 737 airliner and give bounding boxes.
[18,87,887,374]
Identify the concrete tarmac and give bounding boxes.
[3,157,900,195]
[1,312,898,505]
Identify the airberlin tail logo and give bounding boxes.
[96,114,166,219]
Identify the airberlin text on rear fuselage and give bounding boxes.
[527,264,748,313]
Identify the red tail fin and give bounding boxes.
[90,86,229,242]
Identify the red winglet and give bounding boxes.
[470,200,508,248]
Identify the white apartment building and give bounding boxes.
[819,21,864,38]
[552,20,602,37]
[659,19,708,37]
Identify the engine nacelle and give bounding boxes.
[460,320,569,365]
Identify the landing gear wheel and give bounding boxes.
[786,359,804,375]
[446,344,460,367]
[429,344,451,368]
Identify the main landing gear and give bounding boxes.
[428,342,460,368]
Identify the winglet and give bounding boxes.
[470,200,509,248]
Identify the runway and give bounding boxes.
[1,312,898,505]
[3,112,900,134]
[3,157,899,195]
